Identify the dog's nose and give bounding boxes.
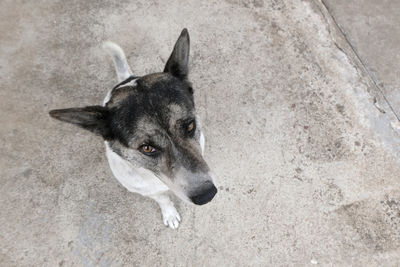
[190,184,217,205]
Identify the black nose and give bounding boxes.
[190,184,217,205]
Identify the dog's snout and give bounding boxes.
[190,184,217,205]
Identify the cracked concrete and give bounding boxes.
[322,0,400,119]
[1,0,400,266]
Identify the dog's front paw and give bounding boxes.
[161,206,181,229]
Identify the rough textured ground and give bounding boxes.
[1,0,400,266]
[323,0,400,117]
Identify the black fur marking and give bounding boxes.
[112,75,139,91]
[49,106,113,139]
[109,73,194,146]
[106,76,141,108]
[164,28,190,80]
[106,86,136,108]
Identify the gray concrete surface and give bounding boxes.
[1,0,400,266]
[323,0,400,118]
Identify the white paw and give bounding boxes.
[161,206,181,229]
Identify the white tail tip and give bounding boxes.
[103,41,133,82]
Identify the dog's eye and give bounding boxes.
[139,144,157,155]
[187,120,196,136]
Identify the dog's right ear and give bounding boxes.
[49,106,113,139]
[164,28,190,80]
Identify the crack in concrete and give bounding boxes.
[320,0,400,122]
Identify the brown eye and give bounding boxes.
[188,121,194,132]
[139,144,157,155]
[187,120,196,137]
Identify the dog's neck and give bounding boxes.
[103,76,139,107]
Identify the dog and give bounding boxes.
[49,29,217,229]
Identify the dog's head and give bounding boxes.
[49,29,217,205]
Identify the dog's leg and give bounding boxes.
[149,192,181,229]
[103,41,133,82]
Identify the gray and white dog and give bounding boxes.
[49,29,217,229]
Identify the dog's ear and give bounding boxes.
[164,28,190,80]
[49,105,113,139]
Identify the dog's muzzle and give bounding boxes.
[190,182,217,205]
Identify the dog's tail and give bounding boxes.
[103,41,133,82]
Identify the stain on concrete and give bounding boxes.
[336,193,400,252]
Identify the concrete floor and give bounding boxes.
[323,0,400,118]
[1,0,400,266]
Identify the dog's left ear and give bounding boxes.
[49,106,113,139]
[164,28,190,80]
